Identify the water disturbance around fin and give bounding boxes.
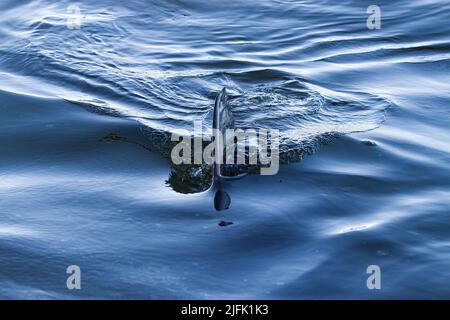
[135,84,390,195]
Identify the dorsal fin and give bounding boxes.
[212,88,231,187]
[212,89,249,210]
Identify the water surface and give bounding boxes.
[0,0,449,299]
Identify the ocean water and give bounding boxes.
[0,0,449,299]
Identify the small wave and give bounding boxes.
[0,0,395,193]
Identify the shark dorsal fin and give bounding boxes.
[212,88,248,188]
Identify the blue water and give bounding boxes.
[0,0,449,299]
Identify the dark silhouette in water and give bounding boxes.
[218,220,234,227]
[214,190,231,211]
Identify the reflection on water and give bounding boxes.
[166,164,212,194]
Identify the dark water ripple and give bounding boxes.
[0,0,398,154]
